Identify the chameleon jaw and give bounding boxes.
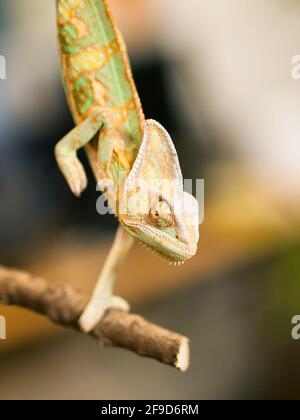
[121,218,197,263]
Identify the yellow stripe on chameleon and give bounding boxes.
[66,38,119,80]
[113,98,137,126]
[70,16,89,39]
[58,0,83,23]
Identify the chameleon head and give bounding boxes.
[119,120,199,263]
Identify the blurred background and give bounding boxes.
[0,0,300,400]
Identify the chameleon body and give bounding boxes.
[56,0,199,332]
[57,0,144,208]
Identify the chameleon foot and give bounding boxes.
[55,107,104,197]
[55,153,88,197]
[79,295,130,333]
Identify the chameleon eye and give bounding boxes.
[149,200,173,228]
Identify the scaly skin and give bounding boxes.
[55,0,199,332]
[57,0,144,207]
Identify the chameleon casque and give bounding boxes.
[55,0,199,333]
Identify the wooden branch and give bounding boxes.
[0,266,189,372]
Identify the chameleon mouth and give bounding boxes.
[121,219,196,263]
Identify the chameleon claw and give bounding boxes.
[71,169,88,197]
[79,294,130,333]
[110,295,130,312]
[56,154,88,197]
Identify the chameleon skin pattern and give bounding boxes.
[57,0,145,209]
[56,0,199,268]
[56,0,199,334]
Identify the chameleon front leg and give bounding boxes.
[55,107,104,197]
[79,225,134,333]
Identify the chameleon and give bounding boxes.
[55,0,199,333]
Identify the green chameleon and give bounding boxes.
[55,0,199,332]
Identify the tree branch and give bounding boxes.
[0,266,189,371]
